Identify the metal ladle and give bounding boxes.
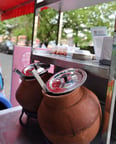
[32,64,48,93]
[15,68,26,79]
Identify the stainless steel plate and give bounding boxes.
[46,68,87,95]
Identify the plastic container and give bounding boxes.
[0,93,12,110]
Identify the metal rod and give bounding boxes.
[32,69,47,92]
[57,11,63,45]
[106,80,116,144]
[30,0,39,63]
[15,69,25,79]
[104,16,116,144]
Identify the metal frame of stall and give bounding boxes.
[30,0,116,143]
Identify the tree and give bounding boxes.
[63,1,116,47]
[0,21,6,35]
[37,8,59,46]
[0,19,17,40]
[12,14,33,45]
[0,15,33,44]
[0,1,115,48]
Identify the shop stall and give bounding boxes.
[30,1,116,144]
[0,0,116,144]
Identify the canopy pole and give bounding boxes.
[106,15,116,144]
[102,16,116,144]
[30,0,39,63]
[56,11,63,45]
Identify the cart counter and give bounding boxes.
[0,106,51,144]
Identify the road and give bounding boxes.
[0,53,13,100]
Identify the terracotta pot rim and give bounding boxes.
[42,87,80,98]
[22,78,36,81]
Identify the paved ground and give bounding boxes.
[0,52,13,100]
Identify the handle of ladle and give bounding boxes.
[15,69,25,79]
[32,68,47,92]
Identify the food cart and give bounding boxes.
[0,0,116,143]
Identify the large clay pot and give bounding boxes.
[16,63,52,113]
[38,78,102,144]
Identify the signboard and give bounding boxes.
[10,46,31,106]
[91,27,107,37]
[91,27,108,60]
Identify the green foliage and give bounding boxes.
[37,8,58,44]
[12,14,33,41]
[63,1,116,47]
[0,21,6,34]
[0,1,116,47]
[0,14,33,44]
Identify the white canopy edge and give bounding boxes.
[46,0,115,11]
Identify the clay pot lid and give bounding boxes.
[22,62,50,79]
[46,68,87,95]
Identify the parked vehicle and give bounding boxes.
[0,40,14,54]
